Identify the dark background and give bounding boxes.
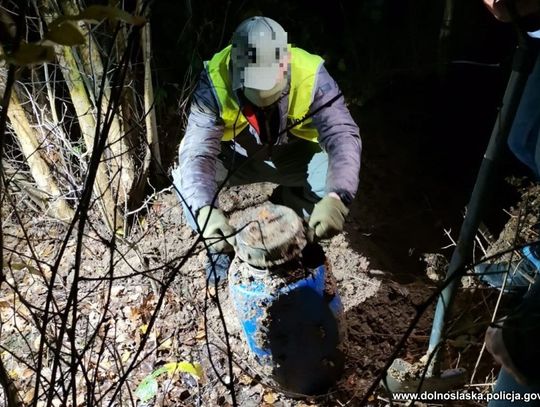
[150,0,533,277]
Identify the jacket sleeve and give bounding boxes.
[172,69,224,215]
[310,65,361,204]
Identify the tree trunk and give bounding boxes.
[7,90,74,220]
[127,20,162,204]
[142,21,162,170]
[60,0,136,205]
[57,43,122,231]
[38,0,122,231]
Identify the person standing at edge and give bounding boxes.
[479,1,540,405]
[172,16,361,283]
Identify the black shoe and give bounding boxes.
[205,252,232,285]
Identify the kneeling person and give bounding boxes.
[172,16,362,283]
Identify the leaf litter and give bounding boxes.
[1,181,531,406]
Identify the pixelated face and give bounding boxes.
[231,18,289,91]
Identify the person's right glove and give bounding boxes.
[197,206,236,252]
[308,195,349,239]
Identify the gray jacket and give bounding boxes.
[174,61,361,215]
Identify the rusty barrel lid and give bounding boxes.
[235,203,307,267]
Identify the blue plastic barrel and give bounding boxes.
[228,243,345,395]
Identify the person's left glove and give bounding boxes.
[197,206,236,252]
[308,195,349,239]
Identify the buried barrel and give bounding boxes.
[228,203,345,395]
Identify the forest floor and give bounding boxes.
[4,177,538,407]
[2,78,539,406]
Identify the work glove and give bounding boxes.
[308,194,349,239]
[197,206,236,253]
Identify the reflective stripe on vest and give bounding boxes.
[205,45,323,142]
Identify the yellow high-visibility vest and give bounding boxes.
[205,45,323,142]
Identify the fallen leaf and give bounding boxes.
[0,298,12,308]
[239,374,251,385]
[22,368,33,378]
[100,359,112,370]
[134,375,158,402]
[134,361,204,403]
[195,327,206,340]
[10,262,39,275]
[23,389,34,404]
[161,361,204,380]
[40,244,55,258]
[121,350,131,363]
[127,306,140,321]
[33,336,41,352]
[158,337,173,350]
[263,391,278,404]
